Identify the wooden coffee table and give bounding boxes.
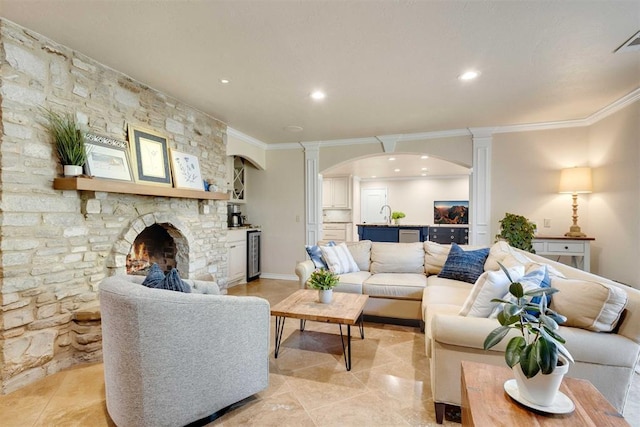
[270,289,368,371]
[461,361,629,426]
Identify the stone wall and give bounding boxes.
[0,19,229,393]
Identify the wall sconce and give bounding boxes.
[559,167,592,237]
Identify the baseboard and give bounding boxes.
[258,273,298,281]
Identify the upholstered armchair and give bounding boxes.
[99,275,270,427]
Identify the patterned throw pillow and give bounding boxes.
[320,242,360,275]
[141,263,165,288]
[305,241,336,268]
[437,243,490,284]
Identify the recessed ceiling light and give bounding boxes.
[394,168,400,172]
[220,78,230,84]
[421,173,427,176]
[421,155,429,159]
[310,90,326,100]
[459,71,479,81]
[421,167,428,171]
[388,157,396,161]
[284,125,303,133]
[371,175,377,178]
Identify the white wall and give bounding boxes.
[360,177,469,225]
[245,149,306,279]
[587,101,640,286]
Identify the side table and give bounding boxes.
[461,361,629,426]
[532,236,594,272]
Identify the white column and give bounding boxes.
[301,142,321,245]
[469,128,493,246]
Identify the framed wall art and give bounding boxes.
[169,149,204,190]
[434,200,469,225]
[127,125,172,187]
[83,133,134,182]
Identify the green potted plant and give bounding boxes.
[41,108,87,177]
[483,264,574,407]
[391,211,406,225]
[307,268,339,303]
[496,212,537,253]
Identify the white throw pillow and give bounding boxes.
[459,265,525,317]
[320,242,360,275]
[489,266,547,318]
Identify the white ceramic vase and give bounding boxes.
[63,165,83,177]
[319,289,333,304]
[512,357,569,406]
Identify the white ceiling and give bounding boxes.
[1,1,639,178]
[325,153,470,179]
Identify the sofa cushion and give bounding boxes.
[345,240,372,271]
[321,242,360,274]
[363,273,427,299]
[550,277,628,332]
[424,241,451,275]
[334,271,371,294]
[459,265,526,317]
[370,242,424,274]
[437,243,490,284]
[485,241,566,278]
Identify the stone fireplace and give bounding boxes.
[0,19,230,394]
[127,224,182,275]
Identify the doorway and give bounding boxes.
[361,188,388,224]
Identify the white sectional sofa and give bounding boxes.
[295,240,640,422]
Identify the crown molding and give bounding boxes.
[585,87,640,125]
[226,127,268,150]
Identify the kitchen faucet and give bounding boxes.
[380,204,392,225]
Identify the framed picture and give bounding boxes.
[434,200,469,224]
[127,125,172,186]
[83,133,134,182]
[169,149,204,190]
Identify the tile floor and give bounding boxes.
[1,278,638,426]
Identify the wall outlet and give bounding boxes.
[544,218,551,228]
[295,214,300,223]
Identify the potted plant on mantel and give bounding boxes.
[495,212,537,253]
[483,264,574,408]
[307,268,339,304]
[42,108,87,177]
[391,211,406,225]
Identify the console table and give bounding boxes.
[532,236,594,273]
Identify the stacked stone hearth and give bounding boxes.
[0,19,230,393]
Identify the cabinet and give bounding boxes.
[357,225,429,242]
[429,227,469,244]
[227,229,247,285]
[323,223,353,242]
[322,176,351,209]
[532,236,594,272]
[227,156,246,203]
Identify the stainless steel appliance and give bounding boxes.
[228,204,243,227]
[247,229,261,281]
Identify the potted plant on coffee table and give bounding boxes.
[483,264,574,409]
[307,268,339,303]
[42,108,87,177]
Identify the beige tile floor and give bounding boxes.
[1,278,638,426]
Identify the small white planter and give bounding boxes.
[319,289,333,304]
[512,357,569,406]
[63,165,83,177]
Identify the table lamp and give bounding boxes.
[559,167,592,237]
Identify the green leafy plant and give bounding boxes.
[41,108,87,166]
[483,264,573,378]
[495,212,537,253]
[306,268,339,290]
[391,211,405,220]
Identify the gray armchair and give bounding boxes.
[99,275,270,427]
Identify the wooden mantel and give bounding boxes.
[53,177,230,201]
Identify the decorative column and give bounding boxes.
[301,142,321,245]
[469,128,493,246]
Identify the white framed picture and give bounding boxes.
[169,149,204,190]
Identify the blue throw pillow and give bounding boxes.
[529,265,552,306]
[141,263,165,288]
[438,243,490,284]
[141,264,191,293]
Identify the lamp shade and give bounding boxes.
[559,167,592,194]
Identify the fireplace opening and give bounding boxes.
[126,224,177,275]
